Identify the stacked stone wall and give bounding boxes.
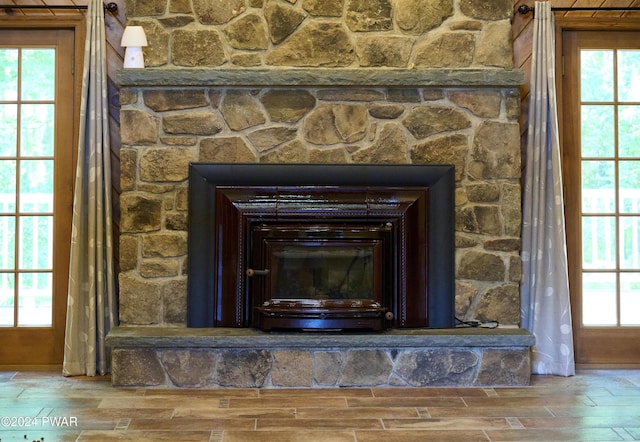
[125,0,514,70]
[119,85,522,326]
[118,0,523,328]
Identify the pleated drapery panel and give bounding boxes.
[520,1,575,376]
[63,0,116,376]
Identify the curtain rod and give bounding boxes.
[518,4,640,15]
[0,2,118,13]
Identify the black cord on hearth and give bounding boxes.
[455,317,499,329]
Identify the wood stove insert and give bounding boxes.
[188,164,455,330]
[249,211,394,331]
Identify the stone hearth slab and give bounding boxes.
[107,327,534,388]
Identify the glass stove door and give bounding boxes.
[267,242,377,301]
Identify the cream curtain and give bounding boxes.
[63,0,116,376]
[520,1,575,376]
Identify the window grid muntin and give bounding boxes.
[580,48,640,327]
[0,46,55,328]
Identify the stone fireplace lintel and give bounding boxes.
[116,67,524,88]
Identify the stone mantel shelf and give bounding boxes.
[106,326,535,349]
[116,67,525,88]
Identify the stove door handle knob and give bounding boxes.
[385,311,394,321]
[246,268,270,277]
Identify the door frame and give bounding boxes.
[0,15,83,369]
[556,17,640,366]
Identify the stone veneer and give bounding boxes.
[110,0,533,387]
[118,73,523,327]
[107,327,534,388]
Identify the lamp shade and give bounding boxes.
[121,26,148,47]
[121,26,148,68]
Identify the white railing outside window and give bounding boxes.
[0,192,53,327]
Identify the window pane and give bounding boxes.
[582,161,615,213]
[621,273,640,325]
[618,50,640,102]
[0,160,17,213]
[0,273,14,327]
[19,216,53,270]
[19,160,53,213]
[583,216,616,269]
[619,161,640,214]
[0,49,18,101]
[620,217,640,270]
[581,105,615,157]
[581,50,614,102]
[619,105,640,157]
[0,216,15,270]
[582,272,617,325]
[17,272,51,327]
[20,104,54,157]
[0,104,17,157]
[21,49,55,101]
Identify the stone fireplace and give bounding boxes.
[107,0,534,388]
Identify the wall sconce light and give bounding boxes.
[121,26,148,68]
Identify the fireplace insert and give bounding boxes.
[249,219,393,331]
[187,164,455,330]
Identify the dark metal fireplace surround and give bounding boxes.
[188,163,455,331]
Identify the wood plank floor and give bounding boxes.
[0,369,639,441]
